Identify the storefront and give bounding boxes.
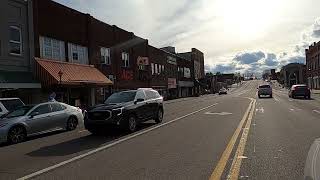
[178,81,194,98]
[35,58,113,108]
[167,78,178,99]
[0,71,41,104]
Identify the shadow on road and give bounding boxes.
[291,97,315,101]
[26,121,157,157]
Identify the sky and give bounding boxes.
[54,0,320,75]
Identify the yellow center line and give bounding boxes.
[209,98,254,180]
[227,99,256,179]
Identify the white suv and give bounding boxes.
[0,98,25,117]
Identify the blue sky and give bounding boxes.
[54,0,320,75]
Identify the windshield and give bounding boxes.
[0,99,24,112]
[4,105,34,118]
[259,85,270,88]
[105,91,137,104]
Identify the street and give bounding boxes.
[0,80,320,179]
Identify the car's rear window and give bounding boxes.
[0,99,24,112]
[296,86,308,89]
[259,85,270,88]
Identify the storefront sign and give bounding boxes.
[137,56,149,65]
[120,69,133,80]
[178,81,194,87]
[168,78,177,89]
[167,56,177,65]
[184,67,191,78]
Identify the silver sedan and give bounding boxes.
[0,102,83,144]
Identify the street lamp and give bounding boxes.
[58,70,63,85]
[308,68,312,90]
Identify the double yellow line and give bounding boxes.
[209,97,256,180]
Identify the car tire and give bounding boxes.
[155,108,163,123]
[308,95,311,99]
[66,116,78,131]
[126,115,137,133]
[258,95,261,98]
[8,126,26,144]
[270,94,273,98]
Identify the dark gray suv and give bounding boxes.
[84,88,164,133]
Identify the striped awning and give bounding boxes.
[35,58,113,87]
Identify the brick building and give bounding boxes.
[306,42,320,89]
[32,0,152,106]
[179,48,205,95]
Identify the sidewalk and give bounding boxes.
[311,89,320,101]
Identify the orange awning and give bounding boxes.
[35,58,113,87]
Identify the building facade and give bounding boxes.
[179,48,205,95]
[280,63,306,88]
[0,0,41,103]
[306,42,320,89]
[32,0,112,107]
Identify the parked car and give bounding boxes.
[0,102,83,144]
[85,88,164,134]
[218,88,228,95]
[0,98,25,117]
[288,84,311,99]
[258,84,272,98]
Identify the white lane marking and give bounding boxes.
[255,107,264,113]
[274,97,280,102]
[289,99,293,102]
[17,103,218,180]
[313,110,320,114]
[290,108,295,111]
[204,112,233,115]
[78,130,87,133]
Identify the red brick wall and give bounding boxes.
[148,45,167,88]
[33,0,89,58]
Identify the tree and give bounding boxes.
[216,72,222,76]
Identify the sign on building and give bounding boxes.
[167,56,177,65]
[184,67,191,78]
[168,78,177,89]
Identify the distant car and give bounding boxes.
[0,102,83,144]
[288,84,310,99]
[258,84,272,98]
[85,88,164,134]
[0,98,25,117]
[219,88,228,95]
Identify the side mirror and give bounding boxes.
[134,98,144,104]
[30,112,39,118]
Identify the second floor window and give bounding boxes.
[40,36,65,61]
[122,52,129,67]
[9,26,22,55]
[100,47,111,65]
[68,43,88,64]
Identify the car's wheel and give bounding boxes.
[270,94,273,98]
[8,126,26,144]
[127,115,137,133]
[155,108,163,123]
[308,95,311,99]
[258,95,261,98]
[66,116,78,131]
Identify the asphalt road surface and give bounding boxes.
[0,80,319,180]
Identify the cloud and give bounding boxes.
[233,51,265,64]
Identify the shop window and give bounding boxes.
[151,63,154,74]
